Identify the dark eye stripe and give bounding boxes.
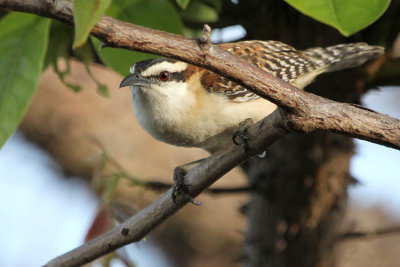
[146,71,187,83]
[170,71,186,82]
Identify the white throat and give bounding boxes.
[129,81,196,145]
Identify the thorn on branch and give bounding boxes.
[198,24,212,51]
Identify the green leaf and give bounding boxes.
[183,26,204,38]
[44,21,73,70]
[74,42,110,96]
[44,21,82,92]
[284,0,391,36]
[0,13,50,147]
[201,0,221,12]
[102,175,121,203]
[73,0,111,49]
[52,55,83,92]
[177,0,191,9]
[45,22,107,95]
[180,0,219,23]
[94,0,184,76]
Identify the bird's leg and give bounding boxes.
[172,158,205,205]
[232,118,255,152]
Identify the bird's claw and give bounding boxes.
[232,118,254,152]
[172,167,201,205]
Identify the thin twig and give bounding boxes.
[91,139,253,195]
[338,226,400,241]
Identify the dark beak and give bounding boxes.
[119,73,152,88]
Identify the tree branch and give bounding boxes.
[45,109,288,267]
[1,0,399,150]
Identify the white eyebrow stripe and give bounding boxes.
[129,64,136,74]
[141,61,187,77]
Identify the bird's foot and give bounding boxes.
[172,166,201,205]
[232,118,254,152]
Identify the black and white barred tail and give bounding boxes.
[305,43,384,73]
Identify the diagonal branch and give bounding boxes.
[45,109,288,267]
[1,0,399,149]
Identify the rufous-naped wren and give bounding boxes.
[120,41,383,153]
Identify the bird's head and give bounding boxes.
[120,58,192,102]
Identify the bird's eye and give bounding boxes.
[159,71,170,81]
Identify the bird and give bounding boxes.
[120,41,384,154]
